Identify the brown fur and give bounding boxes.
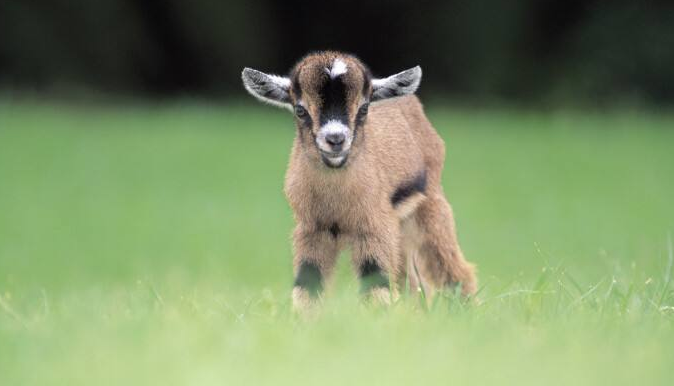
[244,52,477,310]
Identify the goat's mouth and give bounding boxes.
[320,150,349,168]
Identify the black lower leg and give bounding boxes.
[293,260,323,297]
[358,257,389,294]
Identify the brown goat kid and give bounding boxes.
[242,52,476,309]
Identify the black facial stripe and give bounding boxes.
[294,261,322,297]
[391,170,427,206]
[358,258,389,293]
[318,75,348,126]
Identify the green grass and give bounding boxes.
[1,100,673,385]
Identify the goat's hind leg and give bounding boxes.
[416,193,476,296]
[398,215,427,297]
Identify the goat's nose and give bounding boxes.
[326,133,345,147]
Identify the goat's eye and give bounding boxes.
[357,103,369,117]
[294,105,308,118]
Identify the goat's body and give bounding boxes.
[243,51,476,308]
[285,95,476,303]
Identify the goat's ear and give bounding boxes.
[242,68,292,110]
[371,66,422,101]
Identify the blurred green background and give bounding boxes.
[1,103,673,385]
[1,1,674,385]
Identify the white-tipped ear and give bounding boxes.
[371,66,422,101]
[241,68,292,110]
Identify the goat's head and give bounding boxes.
[242,52,421,168]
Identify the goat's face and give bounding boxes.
[242,52,421,169]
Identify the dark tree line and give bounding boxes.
[1,0,673,104]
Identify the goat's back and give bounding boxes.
[363,95,445,191]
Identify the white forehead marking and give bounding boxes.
[325,59,348,79]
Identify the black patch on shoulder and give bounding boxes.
[328,223,340,238]
[293,261,322,297]
[358,258,389,293]
[391,170,427,206]
[318,75,348,126]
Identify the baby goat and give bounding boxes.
[242,52,476,309]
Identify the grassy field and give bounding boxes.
[1,100,673,385]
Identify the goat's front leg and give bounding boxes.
[352,218,402,304]
[292,224,340,312]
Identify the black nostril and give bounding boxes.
[326,133,345,146]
